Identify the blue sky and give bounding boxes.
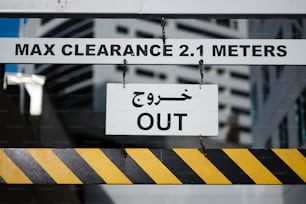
[0,18,20,72]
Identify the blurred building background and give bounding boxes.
[0,18,305,204]
[20,18,251,148]
[249,19,306,149]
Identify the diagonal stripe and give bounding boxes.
[223,149,281,184]
[299,149,306,157]
[0,176,5,183]
[53,149,105,184]
[26,149,82,184]
[0,149,32,184]
[250,149,304,184]
[272,149,306,183]
[75,148,132,184]
[126,148,182,184]
[151,149,204,184]
[4,149,55,184]
[102,149,155,184]
[173,148,231,184]
[206,149,254,184]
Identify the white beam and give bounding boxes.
[0,0,306,17]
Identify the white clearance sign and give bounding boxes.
[106,83,218,136]
[0,38,306,65]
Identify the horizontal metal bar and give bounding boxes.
[0,0,306,18]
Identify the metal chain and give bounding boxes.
[123,59,127,88]
[199,59,204,89]
[199,136,207,156]
[121,143,127,158]
[161,17,166,45]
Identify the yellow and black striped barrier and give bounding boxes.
[0,148,305,184]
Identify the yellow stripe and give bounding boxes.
[272,149,306,182]
[0,149,32,184]
[223,149,281,184]
[126,148,182,184]
[173,148,231,184]
[75,148,132,184]
[26,149,82,184]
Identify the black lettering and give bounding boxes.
[213,45,225,56]
[97,45,109,56]
[30,44,42,55]
[163,45,173,56]
[173,113,187,131]
[196,45,204,57]
[157,113,171,130]
[228,45,238,56]
[150,44,161,56]
[123,45,135,56]
[137,113,153,130]
[239,45,250,56]
[252,45,262,57]
[179,45,189,56]
[43,44,55,56]
[136,44,148,56]
[75,44,84,56]
[111,45,121,56]
[86,44,96,56]
[15,44,28,55]
[62,44,73,56]
[277,45,287,57]
[264,45,275,57]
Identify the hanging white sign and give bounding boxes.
[0,38,305,65]
[106,83,218,136]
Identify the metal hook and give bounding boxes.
[199,136,207,156]
[122,59,127,88]
[121,143,128,158]
[160,149,163,162]
[161,17,166,45]
[199,59,204,89]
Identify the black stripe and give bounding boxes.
[3,149,55,184]
[0,176,5,183]
[52,149,105,184]
[298,149,306,157]
[250,149,305,184]
[151,149,204,184]
[207,149,254,184]
[102,148,155,184]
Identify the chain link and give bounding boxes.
[123,59,127,88]
[199,59,204,89]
